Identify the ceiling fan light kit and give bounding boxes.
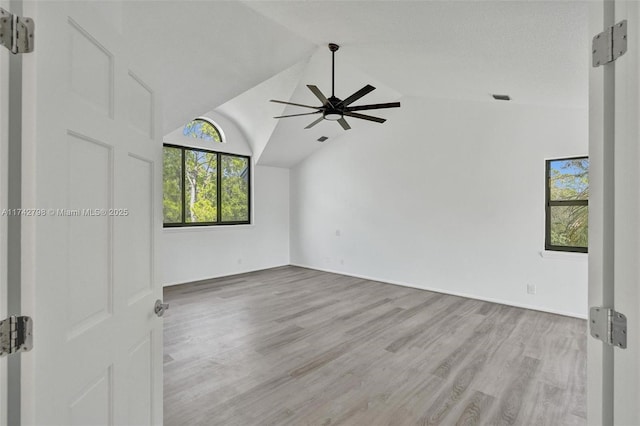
[324,112,342,121]
[270,43,401,130]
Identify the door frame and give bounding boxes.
[588,0,640,424]
[611,1,640,424]
[1,0,23,425]
[0,0,9,423]
[587,0,615,423]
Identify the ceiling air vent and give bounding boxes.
[492,94,511,101]
[317,136,328,142]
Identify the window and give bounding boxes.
[183,118,223,143]
[163,144,250,226]
[545,157,588,253]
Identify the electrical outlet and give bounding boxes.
[237,258,242,265]
[527,284,536,295]
[340,259,344,265]
[335,229,341,237]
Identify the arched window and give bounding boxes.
[183,117,223,143]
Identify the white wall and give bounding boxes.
[290,96,589,318]
[162,113,290,286]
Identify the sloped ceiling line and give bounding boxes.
[215,57,314,163]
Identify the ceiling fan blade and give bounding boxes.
[339,84,376,107]
[345,102,401,112]
[307,85,332,106]
[270,99,321,110]
[343,111,386,124]
[304,116,325,129]
[274,111,322,119]
[338,118,351,130]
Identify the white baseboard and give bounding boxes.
[290,263,588,320]
[162,263,290,288]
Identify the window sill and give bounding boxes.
[539,250,588,261]
[163,224,255,232]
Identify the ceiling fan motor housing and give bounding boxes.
[324,96,344,120]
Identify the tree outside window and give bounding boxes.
[545,157,588,252]
[182,118,223,143]
[163,145,250,226]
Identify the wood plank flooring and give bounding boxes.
[163,266,586,426]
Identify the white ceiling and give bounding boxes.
[126,1,589,167]
[243,0,588,106]
[123,1,316,135]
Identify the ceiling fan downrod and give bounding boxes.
[329,43,339,98]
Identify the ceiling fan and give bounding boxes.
[270,43,401,130]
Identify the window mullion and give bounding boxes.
[217,152,222,223]
[181,147,186,225]
[247,159,251,224]
[548,200,589,207]
[545,160,551,251]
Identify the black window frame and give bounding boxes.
[163,143,251,227]
[545,156,588,253]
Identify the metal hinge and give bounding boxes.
[0,316,33,357]
[593,20,627,67]
[0,7,34,54]
[590,307,627,349]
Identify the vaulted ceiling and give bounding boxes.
[124,1,588,168]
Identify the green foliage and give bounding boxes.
[162,146,249,225]
[183,119,222,143]
[549,159,589,248]
[163,147,182,223]
[550,205,588,247]
[185,151,217,223]
[221,156,249,222]
[549,158,588,200]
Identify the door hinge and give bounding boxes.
[0,316,33,357]
[0,7,34,54]
[593,20,627,67]
[590,307,627,349]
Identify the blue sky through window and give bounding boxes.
[549,158,588,199]
[183,119,222,142]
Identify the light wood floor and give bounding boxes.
[163,266,586,426]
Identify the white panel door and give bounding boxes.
[0,1,9,425]
[589,1,640,424]
[20,2,163,425]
